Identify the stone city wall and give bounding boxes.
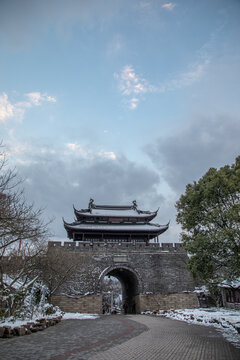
[52,295,102,314]
[49,240,197,314]
[137,293,199,312]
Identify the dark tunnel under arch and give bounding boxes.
[100,265,142,314]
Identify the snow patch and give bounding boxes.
[62,313,99,320]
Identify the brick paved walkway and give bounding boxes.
[0,315,239,360]
[0,316,147,360]
[90,315,240,360]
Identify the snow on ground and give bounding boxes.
[62,313,99,320]
[1,311,62,329]
[0,312,99,329]
[158,308,240,347]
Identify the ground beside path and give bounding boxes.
[0,315,239,360]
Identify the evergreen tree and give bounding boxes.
[176,156,240,286]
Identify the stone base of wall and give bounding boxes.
[223,302,240,310]
[137,293,199,312]
[51,295,102,314]
[52,293,199,314]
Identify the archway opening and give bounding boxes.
[102,276,122,314]
[101,267,140,314]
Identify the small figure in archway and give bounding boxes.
[123,301,128,315]
[132,301,136,314]
[102,304,107,314]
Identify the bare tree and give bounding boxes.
[0,146,50,251]
[0,143,51,316]
[38,246,83,297]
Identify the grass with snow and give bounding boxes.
[158,307,240,347]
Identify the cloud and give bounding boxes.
[159,58,210,93]
[0,92,56,123]
[169,59,209,89]
[139,2,151,9]
[106,34,124,56]
[114,65,155,109]
[0,93,14,123]
[98,151,116,160]
[162,3,176,11]
[66,143,116,160]
[26,92,56,106]
[115,57,209,109]
[0,0,121,49]
[6,139,167,239]
[146,115,240,194]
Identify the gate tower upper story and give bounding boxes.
[63,199,169,244]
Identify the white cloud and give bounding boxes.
[0,93,15,123]
[26,92,56,106]
[0,93,30,123]
[98,151,116,160]
[66,143,116,161]
[114,65,155,109]
[66,143,90,158]
[162,3,176,11]
[166,59,210,90]
[129,98,139,110]
[0,91,56,123]
[115,58,209,109]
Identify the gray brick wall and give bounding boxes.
[49,241,197,313]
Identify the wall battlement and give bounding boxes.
[49,241,184,253]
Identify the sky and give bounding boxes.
[0,0,240,242]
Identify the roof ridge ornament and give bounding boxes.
[132,200,137,210]
[88,198,94,213]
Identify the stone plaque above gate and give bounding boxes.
[113,255,128,262]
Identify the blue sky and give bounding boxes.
[1,0,240,241]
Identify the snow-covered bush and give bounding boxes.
[0,287,27,319]
[0,280,61,321]
[22,281,60,319]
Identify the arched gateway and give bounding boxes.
[51,200,198,313]
[99,265,142,314]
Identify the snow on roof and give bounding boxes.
[91,208,154,217]
[193,285,210,294]
[65,222,167,232]
[75,208,156,218]
[220,278,240,289]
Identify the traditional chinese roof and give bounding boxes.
[74,199,158,221]
[63,199,169,242]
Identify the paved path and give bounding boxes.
[0,315,240,360]
[89,315,240,360]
